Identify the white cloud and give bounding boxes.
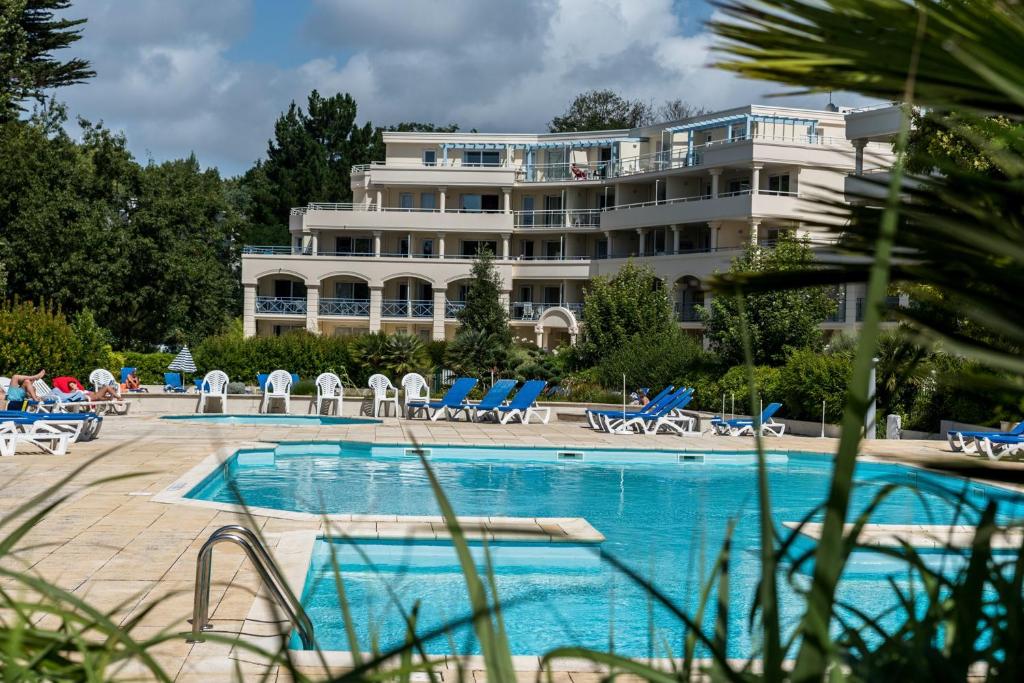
[56,0,873,176]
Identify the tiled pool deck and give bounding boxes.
[0,414,1019,681]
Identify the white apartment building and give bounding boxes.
[240,103,897,348]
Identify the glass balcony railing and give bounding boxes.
[319,298,370,317]
[255,296,307,315]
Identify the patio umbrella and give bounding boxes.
[168,346,197,389]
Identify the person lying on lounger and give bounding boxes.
[50,375,119,402]
[1,370,46,403]
[570,163,587,180]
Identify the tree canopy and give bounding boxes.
[577,262,675,365]
[0,0,93,121]
[549,89,653,132]
[700,235,836,365]
[447,248,511,376]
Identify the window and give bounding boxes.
[460,240,498,257]
[547,148,567,178]
[519,286,533,302]
[521,196,535,226]
[704,133,713,144]
[520,240,534,258]
[420,283,432,299]
[335,282,369,299]
[399,238,409,256]
[463,150,500,166]
[596,239,608,259]
[274,279,305,298]
[543,240,561,259]
[543,195,562,226]
[422,149,437,166]
[768,174,791,194]
[656,182,666,202]
[651,229,666,255]
[399,192,414,210]
[461,194,481,212]
[398,283,409,300]
[336,236,372,255]
[726,178,751,194]
[420,192,436,210]
[544,286,560,304]
[421,239,433,257]
[458,285,469,301]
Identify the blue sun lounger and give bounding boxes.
[495,380,550,425]
[164,373,188,393]
[454,379,519,422]
[947,420,1023,453]
[598,389,695,434]
[585,386,679,429]
[975,433,1024,460]
[0,410,102,442]
[406,377,479,421]
[711,402,785,437]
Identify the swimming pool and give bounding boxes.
[186,442,1024,658]
[161,415,378,426]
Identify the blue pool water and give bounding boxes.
[186,442,1024,657]
[161,415,378,426]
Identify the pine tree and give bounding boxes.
[1,0,94,121]
[456,248,510,344]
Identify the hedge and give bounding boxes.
[0,301,114,380]
[193,331,353,386]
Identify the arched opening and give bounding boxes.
[255,274,306,315]
[674,276,704,322]
[320,274,371,318]
[535,306,579,350]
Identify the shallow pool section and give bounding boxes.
[161,414,378,427]
[186,442,1024,657]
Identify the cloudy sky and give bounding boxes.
[57,0,870,177]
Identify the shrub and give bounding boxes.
[712,364,784,416]
[0,300,114,378]
[445,329,509,378]
[595,329,705,393]
[777,347,852,421]
[508,344,568,384]
[291,379,316,396]
[226,381,247,395]
[193,330,351,386]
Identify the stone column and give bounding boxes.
[499,289,511,311]
[708,221,721,250]
[605,230,613,258]
[369,286,383,333]
[375,188,383,210]
[844,282,859,324]
[501,233,511,260]
[305,285,320,333]
[373,231,382,258]
[534,323,544,348]
[311,231,319,255]
[749,219,761,245]
[637,228,647,256]
[853,140,866,175]
[243,284,257,337]
[569,329,578,346]
[439,187,447,213]
[710,168,722,198]
[432,289,446,341]
[751,164,762,195]
[502,187,512,214]
[671,225,680,254]
[437,232,446,259]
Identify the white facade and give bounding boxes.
[241,104,895,347]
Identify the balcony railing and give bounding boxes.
[445,299,465,319]
[675,301,703,322]
[513,209,601,228]
[825,289,848,323]
[509,302,584,320]
[382,299,433,318]
[255,296,307,315]
[319,298,370,317]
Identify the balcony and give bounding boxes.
[514,209,601,229]
[600,190,802,231]
[294,203,513,232]
[255,296,306,315]
[319,298,370,317]
[382,299,433,318]
[510,302,584,321]
[445,299,465,319]
[352,161,516,187]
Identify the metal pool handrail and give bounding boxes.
[188,524,314,649]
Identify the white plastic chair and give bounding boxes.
[400,373,428,417]
[261,369,293,413]
[197,370,229,413]
[0,420,70,456]
[88,369,121,397]
[312,372,343,415]
[368,374,399,417]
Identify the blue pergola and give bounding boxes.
[439,137,641,170]
[664,113,820,162]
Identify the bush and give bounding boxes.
[193,330,352,386]
[595,329,705,393]
[711,365,784,416]
[226,381,247,395]
[507,344,568,384]
[0,300,114,379]
[349,332,430,384]
[291,379,316,396]
[777,347,852,421]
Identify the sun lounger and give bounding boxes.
[495,380,551,425]
[947,421,1024,453]
[585,386,678,429]
[164,372,189,393]
[976,434,1024,461]
[34,379,128,416]
[0,410,102,442]
[407,377,479,421]
[454,379,518,422]
[710,402,785,437]
[0,420,70,456]
[599,390,696,435]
